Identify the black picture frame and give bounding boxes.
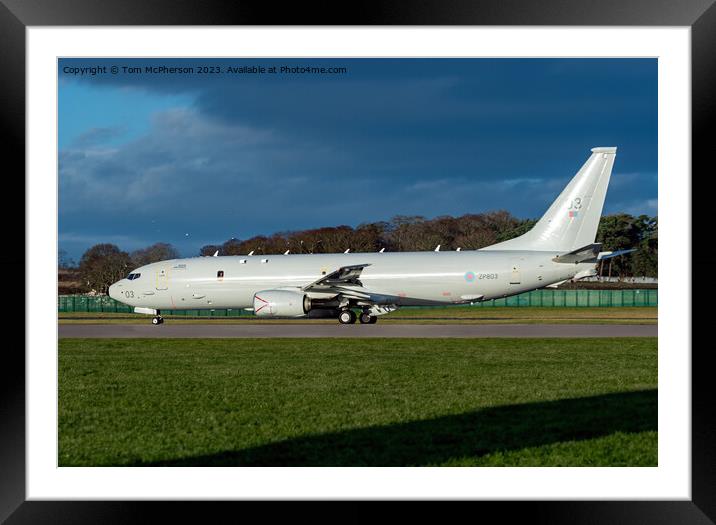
[2,1,711,522]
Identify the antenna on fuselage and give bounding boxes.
[456,247,461,252]
[379,248,385,253]
[212,250,219,257]
[248,250,254,256]
[344,248,350,253]
[434,245,441,252]
[284,250,290,255]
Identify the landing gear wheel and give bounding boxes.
[152,316,164,325]
[359,312,377,324]
[338,309,356,324]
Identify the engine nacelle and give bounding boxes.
[253,290,311,318]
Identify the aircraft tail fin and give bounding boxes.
[482,147,617,253]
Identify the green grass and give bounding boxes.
[58,337,657,467]
[58,306,658,324]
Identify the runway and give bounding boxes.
[58,323,657,339]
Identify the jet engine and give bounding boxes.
[253,290,311,318]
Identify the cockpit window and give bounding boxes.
[133,273,141,280]
[126,273,134,280]
[126,273,141,281]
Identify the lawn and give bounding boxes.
[58,337,657,466]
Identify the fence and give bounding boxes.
[58,288,657,316]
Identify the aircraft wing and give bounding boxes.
[302,264,371,292]
[302,263,482,305]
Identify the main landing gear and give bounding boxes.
[151,311,164,325]
[337,309,377,324]
[359,312,377,324]
[338,309,356,324]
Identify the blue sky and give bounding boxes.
[58,58,657,260]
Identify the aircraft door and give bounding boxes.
[510,264,521,284]
[156,267,169,290]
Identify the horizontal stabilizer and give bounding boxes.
[552,243,602,264]
[597,248,637,260]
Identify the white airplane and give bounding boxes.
[109,147,633,325]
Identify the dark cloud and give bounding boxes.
[58,58,658,259]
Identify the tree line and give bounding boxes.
[63,212,657,294]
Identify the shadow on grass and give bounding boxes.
[132,389,656,467]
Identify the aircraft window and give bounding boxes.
[217,270,224,278]
[126,273,134,280]
[239,259,247,264]
[133,273,141,279]
[261,259,269,263]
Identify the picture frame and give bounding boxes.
[3,0,710,521]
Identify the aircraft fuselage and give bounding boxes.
[109,250,593,312]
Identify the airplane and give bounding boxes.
[109,147,634,325]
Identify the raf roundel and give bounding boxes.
[464,271,476,282]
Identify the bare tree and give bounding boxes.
[130,242,180,266]
[221,238,244,255]
[58,249,76,269]
[199,244,222,256]
[352,222,388,252]
[385,216,426,251]
[78,244,132,294]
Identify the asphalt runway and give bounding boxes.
[59,323,657,339]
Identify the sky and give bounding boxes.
[58,58,657,261]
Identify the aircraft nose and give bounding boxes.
[108,282,119,300]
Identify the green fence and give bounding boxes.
[58,289,657,316]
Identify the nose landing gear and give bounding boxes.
[151,311,164,325]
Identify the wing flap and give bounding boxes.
[302,264,371,292]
